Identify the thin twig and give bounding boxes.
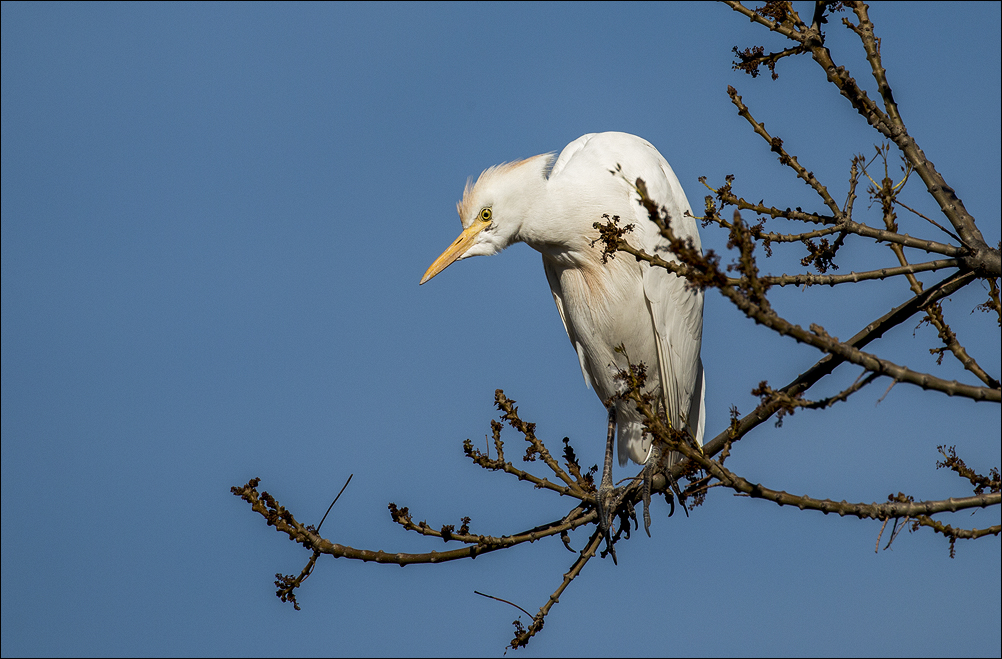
[317,473,353,533]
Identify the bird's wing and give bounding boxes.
[543,256,593,390]
[633,154,706,445]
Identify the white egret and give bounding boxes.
[421,132,705,541]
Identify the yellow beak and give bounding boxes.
[419,222,489,284]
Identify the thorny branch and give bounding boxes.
[235,2,999,650]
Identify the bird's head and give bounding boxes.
[420,153,553,284]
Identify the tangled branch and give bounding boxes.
[235,2,999,649]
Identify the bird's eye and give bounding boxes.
[480,208,492,223]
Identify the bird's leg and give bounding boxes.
[641,443,660,537]
[597,405,618,564]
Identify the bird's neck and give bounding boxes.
[498,155,557,248]
[515,180,603,267]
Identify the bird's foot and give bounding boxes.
[662,451,689,519]
[596,482,618,564]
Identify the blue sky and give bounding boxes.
[2,2,999,657]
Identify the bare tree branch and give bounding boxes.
[235,4,1000,648]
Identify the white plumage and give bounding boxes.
[421,132,704,467]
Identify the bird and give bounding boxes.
[420,132,705,545]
